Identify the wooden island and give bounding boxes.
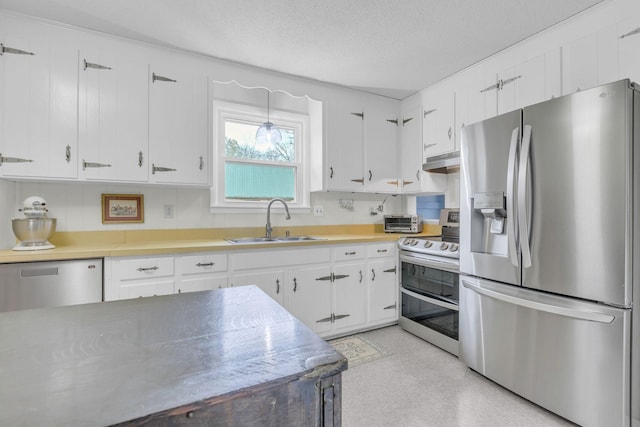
[0,286,347,426]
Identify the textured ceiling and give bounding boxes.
[0,0,603,99]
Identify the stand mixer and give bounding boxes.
[11,196,57,251]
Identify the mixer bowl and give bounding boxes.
[12,218,57,246]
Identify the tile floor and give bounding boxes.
[340,326,576,427]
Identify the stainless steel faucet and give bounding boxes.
[265,198,291,239]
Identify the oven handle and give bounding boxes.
[401,288,459,311]
[399,254,459,274]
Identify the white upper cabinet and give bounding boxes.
[149,55,209,186]
[422,82,456,160]
[325,96,365,191]
[0,20,78,179]
[325,94,399,193]
[79,45,149,182]
[364,108,399,193]
[497,48,562,114]
[618,17,640,84]
[562,25,619,95]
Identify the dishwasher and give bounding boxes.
[0,259,103,312]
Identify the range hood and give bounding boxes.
[423,151,460,173]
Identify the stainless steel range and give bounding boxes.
[398,209,460,356]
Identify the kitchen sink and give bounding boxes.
[226,236,326,244]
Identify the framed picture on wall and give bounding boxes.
[101,194,144,224]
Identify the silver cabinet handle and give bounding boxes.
[293,277,297,292]
[276,278,280,294]
[416,170,420,180]
[152,72,177,83]
[371,269,376,282]
[83,59,111,70]
[138,151,144,168]
[152,164,177,174]
[0,154,33,165]
[65,145,71,163]
[330,166,334,179]
[0,43,34,56]
[344,251,356,256]
[136,266,159,272]
[196,262,214,267]
[368,170,373,181]
[359,270,363,283]
[199,156,204,171]
[377,249,388,253]
[83,160,111,170]
[448,127,452,139]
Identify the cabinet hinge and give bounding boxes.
[423,109,436,117]
[350,112,364,120]
[402,117,414,126]
[152,164,177,174]
[387,119,399,125]
[83,160,111,170]
[383,303,397,310]
[0,43,34,56]
[383,266,397,274]
[481,75,522,93]
[0,154,34,166]
[620,27,640,39]
[83,59,111,70]
[152,72,177,83]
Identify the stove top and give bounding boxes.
[398,237,460,259]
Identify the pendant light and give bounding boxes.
[256,90,282,145]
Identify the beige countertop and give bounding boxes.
[0,224,441,263]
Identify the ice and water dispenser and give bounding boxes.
[469,191,509,256]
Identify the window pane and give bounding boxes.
[416,194,445,220]
[225,120,295,163]
[225,162,295,201]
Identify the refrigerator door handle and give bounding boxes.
[506,127,520,267]
[461,279,615,324]
[518,125,533,268]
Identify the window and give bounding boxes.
[211,101,310,211]
[416,194,444,220]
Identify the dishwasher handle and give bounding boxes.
[21,267,59,278]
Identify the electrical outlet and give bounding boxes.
[163,204,175,219]
[313,205,324,217]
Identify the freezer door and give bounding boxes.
[460,109,521,285]
[460,275,631,427]
[521,80,631,307]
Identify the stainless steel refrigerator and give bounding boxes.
[459,79,639,427]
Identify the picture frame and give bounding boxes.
[101,194,144,224]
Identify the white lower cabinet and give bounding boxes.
[105,255,175,301]
[104,241,399,338]
[230,271,285,307]
[367,243,398,325]
[175,253,228,293]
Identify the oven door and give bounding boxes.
[399,252,459,356]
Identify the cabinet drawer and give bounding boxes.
[178,253,228,275]
[332,245,365,261]
[120,280,174,299]
[231,248,331,271]
[367,243,396,258]
[116,257,174,281]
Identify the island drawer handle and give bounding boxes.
[137,266,159,272]
[196,262,215,267]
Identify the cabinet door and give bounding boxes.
[325,99,365,191]
[398,106,422,193]
[333,262,367,331]
[368,258,398,323]
[288,266,333,335]
[177,276,227,293]
[0,29,78,179]
[119,280,174,300]
[149,57,209,185]
[618,18,640,84]
[79,46,149,182]
[422,85,455,160]
[364,108,399,193]
[231,271,285,306]
[498,48,562,115]
[562,25,619,95]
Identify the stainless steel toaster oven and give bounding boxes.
[384,214,423,233]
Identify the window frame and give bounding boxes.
[211,100,311,212]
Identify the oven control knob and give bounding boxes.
[439,242,449,250]
[402,238,411,245]
[424,240,433,248]
[410,239,419,246]
[448,243,459,252]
